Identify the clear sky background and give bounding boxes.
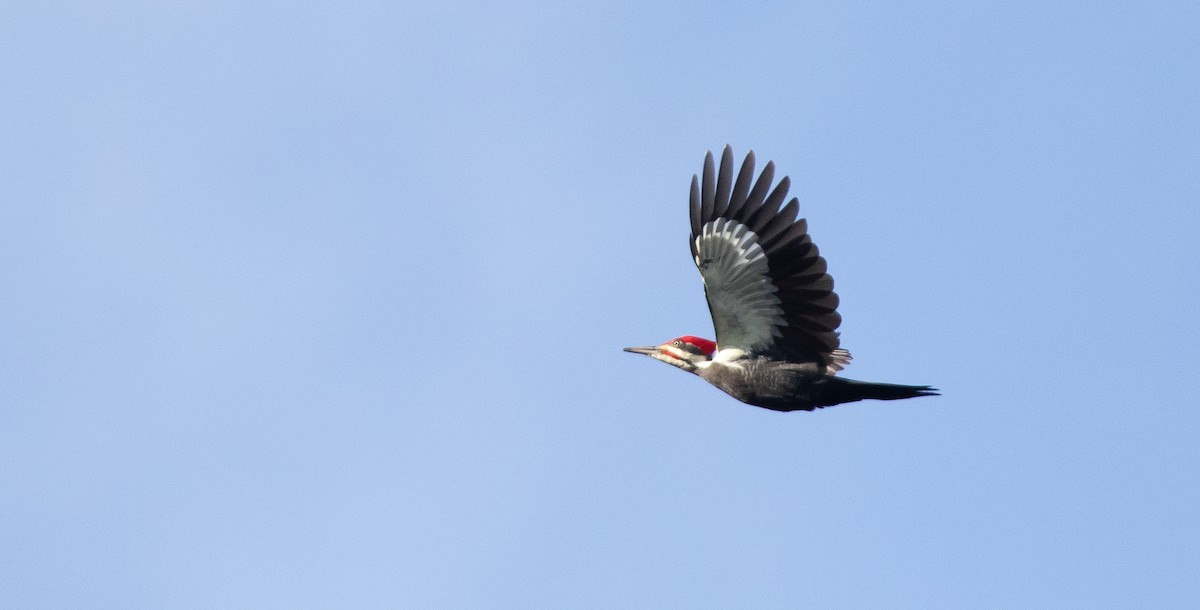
[3,2,1198,608]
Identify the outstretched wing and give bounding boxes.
[689,146,850,371]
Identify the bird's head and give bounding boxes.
[623,335,717,372]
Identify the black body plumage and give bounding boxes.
[696,358,936,412]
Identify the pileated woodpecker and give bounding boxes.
[625,146,938,411]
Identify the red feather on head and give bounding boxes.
[677,335,717,355]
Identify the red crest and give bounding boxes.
[676,335,717,355]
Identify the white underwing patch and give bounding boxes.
[712,348,748,365]
[694,219,786,353]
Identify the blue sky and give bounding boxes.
[2,1,1198,608]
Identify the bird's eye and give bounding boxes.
[671,340,682,347]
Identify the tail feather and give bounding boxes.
[817,377,939,407]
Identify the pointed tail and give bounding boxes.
[817,377,939,407]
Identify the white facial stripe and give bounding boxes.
[660,345,689,360]
[651,351,689,370]
[694,219,786,352]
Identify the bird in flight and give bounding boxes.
[624,146,937,411]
